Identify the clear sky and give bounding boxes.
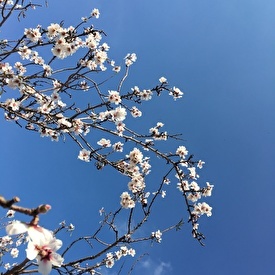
[1,0,275,274]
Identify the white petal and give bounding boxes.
[51,252,64,267]
[48,238,62,251]
[28,226,53,245]
[38,258,52,275]
[25,241,38,260]
[6,221,28,235]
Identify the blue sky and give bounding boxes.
[1,0,275,274]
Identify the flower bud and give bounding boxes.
[38,204,51,213]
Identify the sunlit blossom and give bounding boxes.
[131,106,142,117]
[159,76,167,83]
[78,149,91,162]
[108,90,121,105]
[120,192,135,209]
[97,138,111,147]
[124,53,137,66]
[10,247,19,258]
[24,27,42,43]
[91,8,100,18]
[128,147,143,165]
[0,6,213,270]
[151,230,162,243]
[110,106,127,122]
[202,182,214,197]
[169,86,183,100]
[26,234,64,275]
[112,141,123,152]
[193,202,212,217]
[176,145,188,158]
[197,160,205,169]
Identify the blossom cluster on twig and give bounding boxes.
[0,1,214,274]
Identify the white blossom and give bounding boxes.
[24,27,42,43]
[10,248,19,258]
[78,149,91,162]
[169,86,183,100]
[202,182,214,197]
[91,8,100,18]
[193,202,212,217]
[112,141,123,152]
[128,148,143,165]
[176,146,188,158]
[197,160,205,169]
[124,53,137,66]
[159,76,167,83]
[120,192,135,209]
[108,90,121,105]
[110,106,127,122]
[26,234,64,275]
[152,230,162,243]
[97,138,111,147]
[131,106,142,117]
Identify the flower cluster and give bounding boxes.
[0,210,27,267]
[116,147,152,209]
[131,86,153,101]
[1,8,125,141]
[105,246,136,268]
[108,90,121,105]
[151,230,162,243]
[130,106,142,117]
[0,235,21,261]
[149,122,168,140]
[120,191,135,209]
[98,106,127,124]
[192,202,213,217]
[174,144,214,240]
[124,53,137,66]
[0,4,214,273]
[46,20,106,63]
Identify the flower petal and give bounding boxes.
[38,257,52,275]
[51,252,64,267]
[6,221,28,235]
[48,238,62,251]
[25,241,38,260]
[28,226,53,245]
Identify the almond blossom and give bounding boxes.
[124,53,137,66]
[176,145,189,159]
[120,192,135,209]
[192,202,213,217]
[0,3,214,273]
[78,148,91,162]
[6,220,63,275]
[10,247,19,258]
[108,90,121,105]
[159,76,167,83]
[26,233,64,275]
[151,230,162,243]
[110,106,127,122]
[91,8,100,18]
[97,138,111,147]
[169,86,183,100]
